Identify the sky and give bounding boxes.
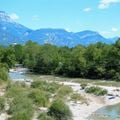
[0,0,120,37]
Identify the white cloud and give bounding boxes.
[98,0,120,9]
[112,27,118,32]
[9,13,19,20]
[83,7,92,12]
[100,28,119,36]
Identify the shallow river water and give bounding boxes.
[88,103,120,120]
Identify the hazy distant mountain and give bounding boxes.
[24,29,77,47]
[0,11,118,46]
[25,29,117,47]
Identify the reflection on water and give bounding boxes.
[89,103,120,120]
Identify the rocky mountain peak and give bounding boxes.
[0,11,13,23]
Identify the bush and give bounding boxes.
[57,86,73,98]
[8,95,34,120]
[81,83,87,89]
[114,72,120,81]
[0,67,9,81]
[85,86,107,96]
[71,93,86,102]
[48,98,72,120]
[38,113,55,120]
[6,82,28,98]
[0,97,5,112]
[31,80,60,93]
[28,89,49,107]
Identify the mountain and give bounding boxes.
[0,11,118,47]
[24,29,76,47]
[0,11,32,45]
[25,29,117,47]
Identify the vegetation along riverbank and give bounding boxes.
[0,39,119,120]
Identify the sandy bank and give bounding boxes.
[60,81,120,120]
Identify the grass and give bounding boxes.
[38,113,55,120]
[6,81,29,98]
[75,79,120,87]
[5,79,73,119]
[0,97,5,112]
[93,81,120,87]
[48,98,72,120]
[70,93,87,103]
[3,74,120,120]
[85,86,107,96]
[56,86,73,99]
[27,74,120,87]
[8,95,34,120]
[28,89,50,107]
[31,80,61,94]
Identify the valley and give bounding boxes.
[0,1,120,119]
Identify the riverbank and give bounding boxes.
[2,72,120,120]
[59,81,120,120]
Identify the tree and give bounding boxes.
[1,47,16,68]
[14,44,24,63]
[23,40,39,69]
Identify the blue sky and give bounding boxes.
[0,0,120,37]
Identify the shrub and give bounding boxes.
[6,82,28,98]
[31,80,60,93]
[81,83,87,89]
[57,86,73,98]
[85,86,107,96]
[0,97,5,112]
[38,113,55,120]
[28,89,49,107]
[0,67,9,81]
[48,98,72,120]
[8,95,34,120]
[71,93,86,102]
[114,72,120,81]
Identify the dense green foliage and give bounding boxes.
[48,98,72,120]
[12,39,120,80]
[0,39,119,81]
[85,86,107,96]
[0,46,15,81]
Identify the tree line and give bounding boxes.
[0,39,120,81]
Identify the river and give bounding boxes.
[88,103,120,120]
[9,71,120,120]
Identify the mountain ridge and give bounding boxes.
[0,11,118,47]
